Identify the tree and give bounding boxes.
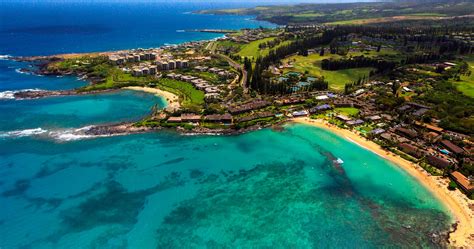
[448,180,457,191]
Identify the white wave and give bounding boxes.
[15,68,31,75]
[0,88,44,99]
[176,30,185,33]
[49,126,115,142]
[0,128,48,138]
[49,130,96,141]
[0,91,16,99]
[0,55,12,60]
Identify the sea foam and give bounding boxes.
[0,89,43,100]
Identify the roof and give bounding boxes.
[398,143,424,158]
[204,114,232,122]
[426,155,451,169]
[336,114,352,121]
[371,128,385,135]
[414,121,443,133]
[450,171,474,192]
[347,119,364,126]
[167,117,182,122]
[440,140,464,155]
[395,127,418,138]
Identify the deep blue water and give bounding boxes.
[0,1,275,56]
[0,2,453,248]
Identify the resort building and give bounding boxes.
[204,114,232,123]
[450,171,474,194]
[426,155,452,169]
[167,117,182,123]
[395,127,418,139]
[181,114,202,123]
[440,140,465,156]
[398,143,425,159]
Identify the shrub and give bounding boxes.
[448,180,457,191]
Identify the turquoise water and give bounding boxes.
[0,90,164,132]
[0,124,451,248]
[0,1,453,248]
[0,60,87,92]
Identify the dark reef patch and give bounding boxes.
[155,160,450,248]
[2,179,30,197]
[155,157,186,167]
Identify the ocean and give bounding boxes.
[0,1,452,248]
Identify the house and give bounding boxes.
[370,128,385,135]
[309,104,332,114]
[149,66,157,75]
[398,143,425,158]
[181,114,202,123]
[168,61,176,70]
[365,115,382,122]
[450,171,474,194]
[395,127,418,139]
[440,140,465,156]
[380,132,409,144]
[167,117,182,123]
[414,121,443,133]
[346,119,364,126]
[426,155,451,169]
[204,114,232,123]
[292,110,309,117]
[132,68,143,76]
[181,60,189,68]
[336,114,352,122]
[424,132,441,143]
[228,100,270,115]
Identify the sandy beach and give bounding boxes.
[293,117,474,248]
[123,86,180,111]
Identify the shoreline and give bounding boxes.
[122,86,180,111]
[293,117,474,248]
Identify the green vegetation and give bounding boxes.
[448,180,458,190]
[237,37,292,59]
[197,1,474,26]
[283,53,374,90]
[49,56,205,109]
[334,107,359,117]
[452,57,474,98]
[154,78,205,109]
[238,37,276,58]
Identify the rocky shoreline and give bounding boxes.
[12,88,117,99]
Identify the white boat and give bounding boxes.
[334,158,344,164]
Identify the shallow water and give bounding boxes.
[0,90,164,132]
[0,124,452,248]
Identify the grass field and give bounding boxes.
[325,15,448,25]
[282,53,375,91]
[335,107,360,117]
[237,37,293,59]
[238,37,276,58]
[453,58,474,98]
[155,78,205,107]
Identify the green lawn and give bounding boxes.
[154,78,205,108]
[282,53,375,91]
[237,37,292,59]
[334,107,360,117]
[453,58,474,98]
